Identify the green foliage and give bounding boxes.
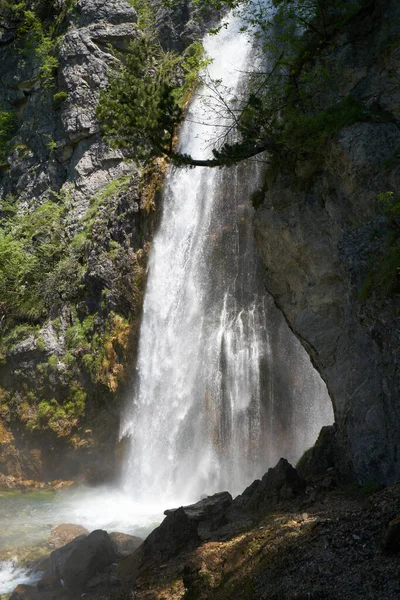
[97,37,183,159]
[0,188,85,323]
[128,0,155,33]
[34,384,86,436]
[97,37,208,161]
[0,110,18,163]
[53,90,67,105]
[97,0,368,166]
[0,167,148,437]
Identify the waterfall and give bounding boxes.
[120,9,333,505]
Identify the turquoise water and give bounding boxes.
[0,486,164,594]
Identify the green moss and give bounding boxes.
[53,90,68,106]
[36,335,45,352]
[47,355,58,370]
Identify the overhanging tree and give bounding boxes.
[97,0,368,168]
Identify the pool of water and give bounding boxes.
[0,486,164,594]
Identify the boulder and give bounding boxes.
[109,532,143,557]
[47,534,87,581]
[48,529,118,593]
[260,458,306,502]
[296,425,349,483]
[382,516,400,554]
[47,523,89,549]
[140,507,200,564]
[165,492,233,541]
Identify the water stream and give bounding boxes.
[0,7,333,594]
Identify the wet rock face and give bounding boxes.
[254,0,400,485]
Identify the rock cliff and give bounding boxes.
[255,0,400,484]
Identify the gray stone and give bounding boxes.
[75,0,137,27]
[164,491,233,520]
[48,533,88,581]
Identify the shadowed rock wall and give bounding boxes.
[255,0,400,484]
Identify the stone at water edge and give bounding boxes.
[51,529,118,592]
[47,523,90,550]
[46,533,88,584]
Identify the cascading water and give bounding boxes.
[120,9,333,505]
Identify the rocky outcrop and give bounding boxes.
[229,458,306,516]
[0,0,143,482]
[150,0,221,51]
[0,0,138,208]
[254,0,400,485]
[118,462,306,589]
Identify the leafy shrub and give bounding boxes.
[0,192,78,322]
[97,37,208,161]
